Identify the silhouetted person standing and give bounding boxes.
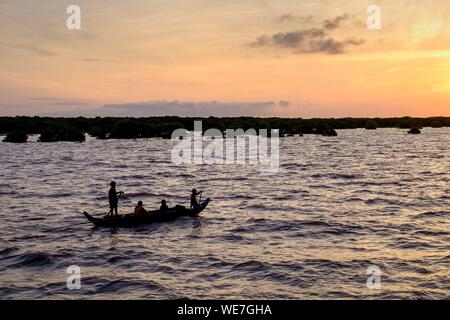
[108,181,123,217]
[190,189,202,209]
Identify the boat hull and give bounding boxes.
[84,198,210,228]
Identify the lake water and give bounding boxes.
[0,128,449,299]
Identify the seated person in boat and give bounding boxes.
[107,181,124,217]
[190,189,202,209]
[134,201,148,215]
[160,199,168,211]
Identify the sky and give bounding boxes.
[0,0,449,117]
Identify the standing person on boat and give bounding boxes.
[190,189,202,209]
[134,201,148,215]
[160,200,168,211]
[107,181,124,217]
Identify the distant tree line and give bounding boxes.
[1,116,449,143]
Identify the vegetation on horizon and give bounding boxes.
[1,116,449,142]
[3,131,28,143]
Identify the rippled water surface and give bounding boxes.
[0,128,449,299]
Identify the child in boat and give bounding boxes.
[160,200,168,211]
[108,181,124,217]
[134,201,148,215]
[190,189,202,209]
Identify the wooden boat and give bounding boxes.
[83,198,210,228]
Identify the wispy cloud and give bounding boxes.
[103,100,289,117]
[80,58,104,62]
[323,14,350,30]
[273,13,314,24]
[27,97,92,106]
[5,43,58,57]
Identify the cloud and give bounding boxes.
[278,100,290,107]
[323,14,350,30]
[103,100,289,117]
[273,14,313,24]
[7,43,58,57]
[249,14,365,55]
[249,28,326,49]
[309,37,365,55]
[80,58,104,62]
[27,97,92,106]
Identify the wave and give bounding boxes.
[152,265,175,273]
[91,277,167,294]
[44,193,74,198]
[262,271,310,288]
[415,211,448,219]
[220,234,245,242]
[390,240,435,250]
[310,173,363,180]
[302,258,374,270]
[413,230,449,237]
[229,194,255,200]
[11,252,53,268]
[0,246,19,256]
[232,260,270,272]
[233,219,365,237]
[107,255,127,264]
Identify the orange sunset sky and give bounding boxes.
[0,0,449,117]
